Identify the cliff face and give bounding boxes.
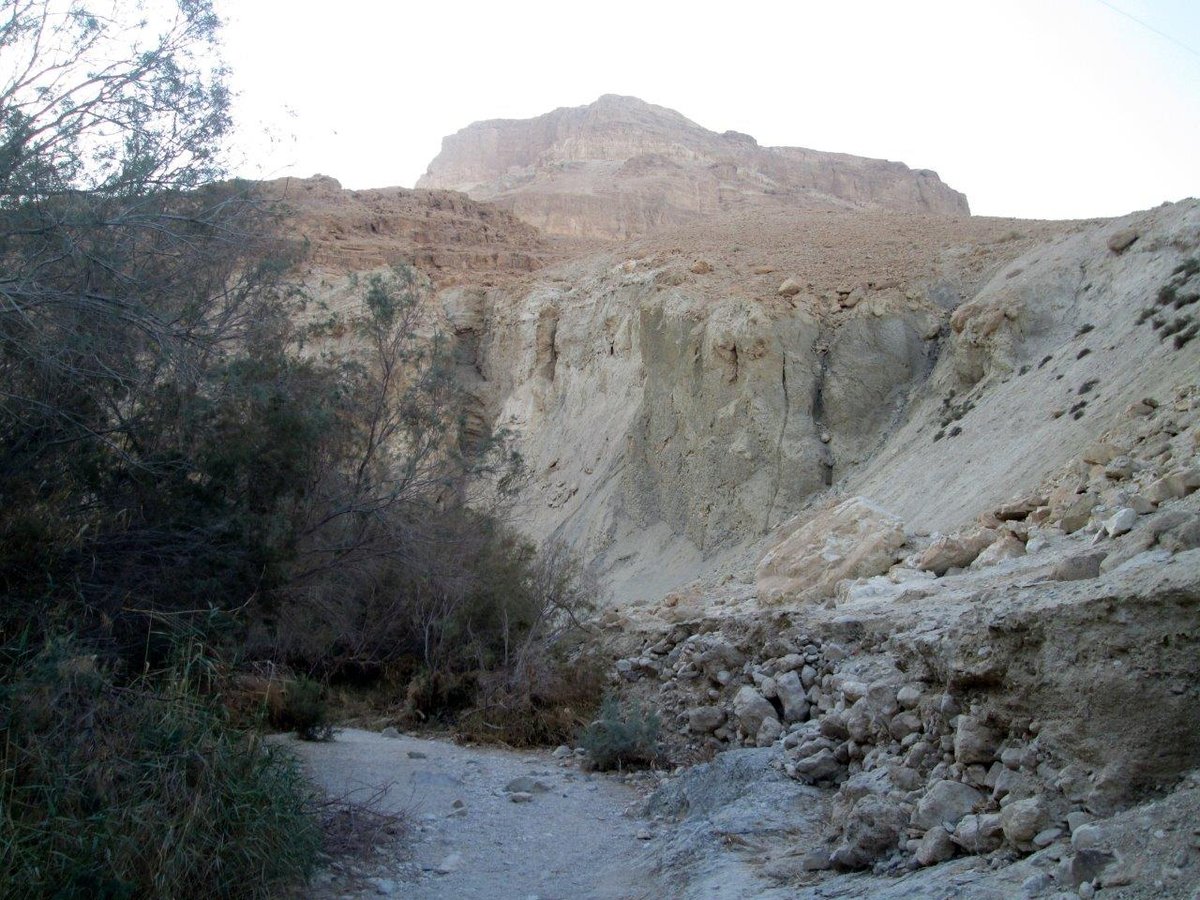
[416,95,970,239]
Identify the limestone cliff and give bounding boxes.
[417,95,970,239]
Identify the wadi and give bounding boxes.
[1,5,1197,899]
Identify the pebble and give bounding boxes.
[407,750,428,759]
[434,852,462,875]
[509,791,534,803]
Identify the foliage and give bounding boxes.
[281,676,335,742]
[0,641,321,898]
[578,695,662,771]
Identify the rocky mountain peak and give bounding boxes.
[417,95,970,239]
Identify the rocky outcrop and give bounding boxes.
[260,174,561,284]
[418,95,970,238]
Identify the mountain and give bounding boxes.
[416,94,970,239]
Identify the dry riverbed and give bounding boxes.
[289,728,665,899]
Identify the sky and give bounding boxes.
[214,0,1200,221]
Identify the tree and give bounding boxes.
[0,0,292,653]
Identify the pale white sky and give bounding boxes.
[215,0,1200,220]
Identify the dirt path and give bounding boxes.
[288,728,664,899]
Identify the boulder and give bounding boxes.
[790,747,842,783]
[774,670,810,723]
[1102,507,1137,537]
[1050,552,1106,581]
[757,497,907,604]
[916,527,998,575]
[971,532,1026,569]
[911,780,985,831]
[1106,228,1139,254]
[914,826,957,866]
[687,706,726,734]
[831,795,910,869]
[1000,796,1049,845]
[756,716,783,747]
[953,813,1004,853]
[732,686,776,735]
[954,715,1000,765]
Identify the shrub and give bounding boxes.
[281,676,336,742]
[578,695,661,771]
[0,643,321,898]
[457,652,606,747]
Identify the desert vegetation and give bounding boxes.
[0,1,597,894]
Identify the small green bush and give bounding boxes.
[281,676,336,742]
[0,643,321,898]
[578,695,661,771]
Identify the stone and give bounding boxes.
[1071,823,1105,851]
[971,532,1026,568]
[508,791,534,803]
[819,712,850,741]
[840,680,869,703]
[1058,495,1099,533]
[896,684,923,709]
[381,726,400,738]
[732,686,776,735]
[1033,827,1064,848]
[407,750,428,759]
[1001,796,1049,845]
[553,744,572,758]
[1066,811,1093,833]
[1000,747,1023,770]
[912,780,985,831]
[1050,552,1105,581]
[1103,456,1135,480]
[916,527,998,575]
[435,851,463,874]
[777,277,803,296]
[914,826,957,866]
[757,497,907,603]
[889,712,922,741]
[1147,474,1189,503]
[690,259,713,274]
[756,716,783,747]
[505,776,551,793]
[953,812,1004,853]
[774,670,810,723]
[790,747,842,783]
[1106,228,1139,253]
[995,495,1044,521]
[1102,507,1137,537]
[954,715,1000,765]
[831,795,911,869]
[687,706,726,733]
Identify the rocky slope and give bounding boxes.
[286,104,1199,896]
[417,95,969,239]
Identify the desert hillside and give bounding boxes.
[288,97,1200,898]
